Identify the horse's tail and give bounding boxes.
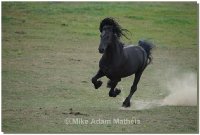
[138,40,154,65]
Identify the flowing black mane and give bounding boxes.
[99,17,129,39]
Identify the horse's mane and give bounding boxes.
[99,17,129,39]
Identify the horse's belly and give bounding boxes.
[104,70,120,80]
[105,69,135,80]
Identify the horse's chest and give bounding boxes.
[99,56,123,79]
[101,65,112,74]
[100,65,120,79]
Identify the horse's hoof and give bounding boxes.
[115,88,121,95]
[122,98,131,107]
[122,102,131,107]
[94,80,102,89]
[109,92,117,97]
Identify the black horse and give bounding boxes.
[91,18,154,107]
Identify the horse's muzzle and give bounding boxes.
[98,48,104,54]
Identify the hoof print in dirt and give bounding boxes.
[67,108,89,116]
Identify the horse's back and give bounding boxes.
[124,45,145,61]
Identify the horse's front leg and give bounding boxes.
[91,69,104,89]
[122,72,143,107]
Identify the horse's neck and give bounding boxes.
[105,41,125,67]
[112,42,124,58]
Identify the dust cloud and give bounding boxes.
[162,72,197,106]
[119,70,197,110]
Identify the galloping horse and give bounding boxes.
[91,18,154,107]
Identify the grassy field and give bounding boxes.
[2,2,198,133]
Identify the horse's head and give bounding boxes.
[98,17,129,54]
[99,25,115,54]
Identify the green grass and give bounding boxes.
[2,2,198,133]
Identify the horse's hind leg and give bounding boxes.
[122,72,143,107]
[108,80,121,97]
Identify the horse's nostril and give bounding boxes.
[99,48,104,53]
